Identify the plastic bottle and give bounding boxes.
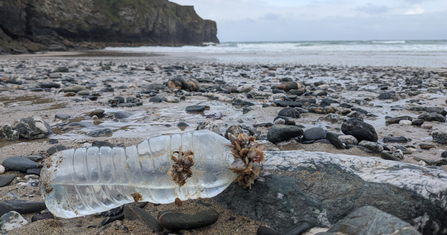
[41,130,237,218]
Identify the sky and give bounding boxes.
[170,0,447,42]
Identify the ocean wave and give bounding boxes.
[372,40,406,44]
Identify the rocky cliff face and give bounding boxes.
[0,0,219,54]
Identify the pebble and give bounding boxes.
[26,168,41,175]
[92,141,114,148]
[88,128,113,137]
[257,226,279,235]
[89,109,105,117]
[432,132,447,144]
[359,141,383,153]
[419,143,435,149]
[303,127,326,141]
[2,157,38,173]
[341,118,378,142]
[267,125,303,144]
[0,175,16,187]
[277,107,300,118]
[0,200,46,217]
[123,205,163,232]
[186,105,207,112]
[442,151,447,158]
[325,132,345,149]
[158,209,219,230]
[282,222,310,235]
[381,152,400,161]
[0,211,28,233]
[0,165,4,174]
[113,111,132,119]
[31,212,54,222]
[22,155,43,162]
[383,136,408,143]
[412,119,425,126]
[47,145,67,155]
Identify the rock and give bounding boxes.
[432,132,447,144]
[303,127,326,141]
[278,108,300,118]
[0,165,4,174]
[168,78,200,91]
[272,101,302,108]
[0,175,15,187]
[327,206,421,235]
[386,116,412,125]
[22,155,42,162]
[26,168,41,175]
[399,120,412,125]
[114,111,132,119]
[442,151,447,158]
[214,150,447,234]
[2,157,38,173]
[257,226,278,235]
[0,124,19,141]
[273,116,295,126]
[89,109,105,117]
[31,212,54,222]
[177,122,189,130]
[123,205,163,232]
[420,143,435,150]
[92,141,114,148]
[267,125,303,144]
[100,206,123,217]
[0,200,46,217]
[325,132,345,149]
[377,92,393,100]
[338,135,359,145]
[412,119,425,126]
[282,223,310,235]
[186,105,206,112]
[359,141,383,153]
[11,116,52,139]
[383,136,408,143]
[272,82,301,91]
[0,211,28,233]
[48,139,58,144]
[433,159,447,166]
[149,96,163,103]
[158,209,219,230]
[54,67,69,72]
[381,152,400,161]
[47,145,67,155]
[87,128,113,137]
[341,118,378,142]
[39,83,60,88]
[418,113,446,122]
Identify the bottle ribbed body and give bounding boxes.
[41,130,237,218]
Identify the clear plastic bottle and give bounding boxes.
[41,130,237,218]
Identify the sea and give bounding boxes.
[105,40,447,67]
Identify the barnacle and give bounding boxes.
[168,146,194,187]
[228,133,265,189]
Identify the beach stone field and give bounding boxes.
[1,56,447,235]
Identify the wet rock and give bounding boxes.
[88,128,113,137]
[303,127,326,141]
[0,211,28,233]
[383,136,408,143]
[123,205,163,232]
[359,141,383,153]
[0,175,15,187]
[47,145,67,155]
[325,132,345,149]
[186,105,206,112]
[278,108,300,118]
[327,206,421,235]
[418,113,446,122]
[257,226,278,235]
[432,132,447,144]
[267,125,303,144]
[11,117,52,139]
[341,118,378,142]
[214,150,447,234]
[0,200,46,217]
[0,124,19,141]
[158,209,219,230]
[31,212,54,222]
[412,119,425,126]
[2,157,38,173]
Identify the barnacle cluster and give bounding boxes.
[228,133,265,189]
[168,146,194,187]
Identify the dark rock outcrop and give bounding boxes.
[0,0,219,54]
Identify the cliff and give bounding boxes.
[0,0,219,54]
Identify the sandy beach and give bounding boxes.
[1,50,447,234]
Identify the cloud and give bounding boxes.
[260,13,281,20]
[405,4,424,14]
[355,3,389,14]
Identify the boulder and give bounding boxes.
[341,118,378,142]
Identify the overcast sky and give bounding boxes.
[170,0,447,42]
